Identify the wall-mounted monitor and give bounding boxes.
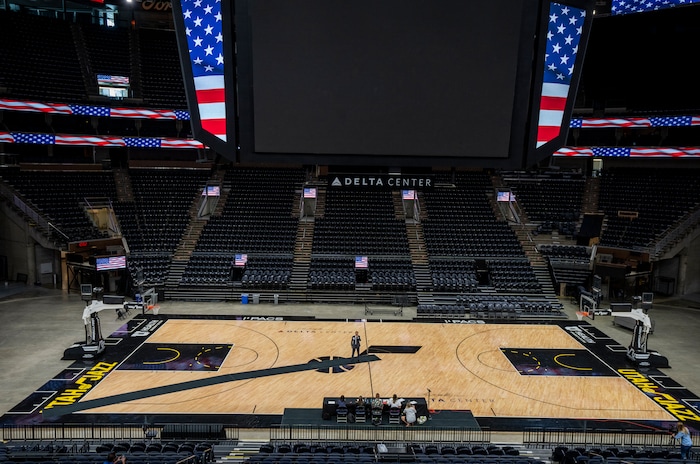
[95,256,127,271]
[355,256,368,269]
[204,185,221,196]
[96,74,130,99]
[497,191,512,202]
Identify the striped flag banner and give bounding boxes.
[111,108,180,119]
[630,147,700,157]
[570,118,651,128]
[0,99,72,114]
[161,138,206,149]
[55,135,126,147]
[179,0,227,142]
[552,147,594,157]
[611,0,700,15]
[553,146,700,158]
[535,2,586,148]
[0,98,190,120]
[0,131,204,149]
[0,131,15,143]
[571,115,700,128]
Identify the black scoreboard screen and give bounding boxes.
[174,0,593,168]
[245,0,523,159]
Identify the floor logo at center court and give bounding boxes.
[311,356,357,373]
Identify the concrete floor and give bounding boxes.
[1,284,699,425]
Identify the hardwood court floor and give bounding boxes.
[73,318,674,421]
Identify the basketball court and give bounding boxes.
[3,313,699,431]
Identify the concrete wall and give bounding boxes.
[0,205,32,283]
[681,235,700,296]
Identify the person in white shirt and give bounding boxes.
[402,402,417,427]
[387,393,404,409]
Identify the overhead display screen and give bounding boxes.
[241,0,527,159]
[175,0,591,166]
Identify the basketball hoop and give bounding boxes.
[576,311,588,321]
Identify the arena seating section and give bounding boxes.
[181,168,304,290]
[0,12,85,102]
[539,245,592,292]
[0,171,117,242]
[2,11,700,319]
[3,162,695,318]
[313,190,410,255]
[0,11,187,108]
[422,172,524,258]
[598,168,700,250]
[114,169,210,287]
[551,445,687,464]
[248,442,534,464]
[0,440,213,464]
[136,28,188,108]
[501,171,586,237]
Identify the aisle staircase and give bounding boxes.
[113,168,134,203]
[409,193,434,305]
[288,186,324,300]
[166,168,227,291]
[582,175,601,214]
[215,440,267,464]
[494,174,560,299]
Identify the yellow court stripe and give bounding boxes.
[143,347,181,365]
[554,353,592,371]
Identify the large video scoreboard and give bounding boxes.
[173,0,593,169]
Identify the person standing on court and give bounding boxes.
[351,330,362,358]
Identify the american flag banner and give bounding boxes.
[174,110,191,120]
[68,104,111,117]
[11,133,55,144]
[570,117,651,128]
[178,0,227,142]
[553,146,700,157]
[0,99,72,114]
[125,137,162,148]
[570,115,700,128]
[611,0,700,15]
[535,2,586,148]
[0,132,15,143]
[553,147,594,156]
[124,137,205,148]
[0,98,190,120]
[1,131,204,149]
[111,108,180,119]
[630,147,700,157]
[648,116,700,127]
[55,135,126,147]
[161,138,206,148]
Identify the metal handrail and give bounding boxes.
[647,205,700,259]
[0,180,69,241]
